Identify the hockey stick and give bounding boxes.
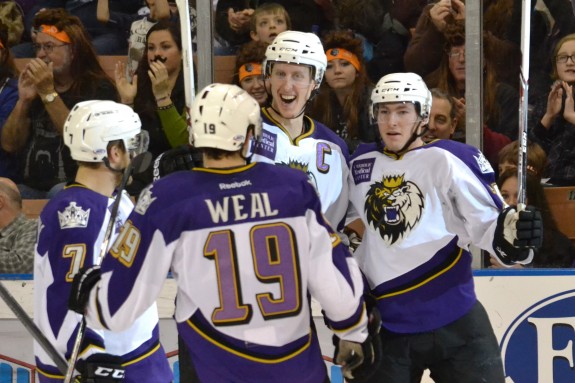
[63,152,153,383]
[0,281,68,373]
[175,0,196,108]
[517,0,531,211]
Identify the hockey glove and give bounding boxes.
[75,354,125,383]
[493,206,542,266]
[152,145,200,181]
[333,303,382,382]
[69,266,101,314]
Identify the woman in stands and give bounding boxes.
[115,20,188,158]
[308,30,375,154]
[0,25,22,182]
[529,33,575,186]
[233,40,269,106]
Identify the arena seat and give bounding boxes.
[22,199,48,219]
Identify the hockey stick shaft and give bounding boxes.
[0,281,69,373]
[63,152,152,383]
[517,0,531,211]
[176,0,196,107]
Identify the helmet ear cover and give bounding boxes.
[191,83,262,152]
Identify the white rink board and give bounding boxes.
[2,270,575,382]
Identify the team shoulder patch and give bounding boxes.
[474,152,493,174]
[58,202,90,229]
[134,185,157,215]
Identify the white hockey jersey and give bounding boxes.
[251,108,350,230]
[348,140,505,334]
[85,163,367,383]
[34,184,172,382]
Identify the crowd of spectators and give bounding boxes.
[2,0,575,273]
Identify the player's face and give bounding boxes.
[425,97,456,141]
[500,175,519,206]
[34,33,73,77]
[555,40,575,83]
[375,102,423,152]
[251,11,288,44]
[325,58,357,90]
[240,75,267,105]
[269,63,315,119]
[448,44,465,87]
[147,30,182,75]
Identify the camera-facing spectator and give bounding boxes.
[1,8,118,199]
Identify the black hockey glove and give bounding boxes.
[69,266,101,314]
[333,301,382,382]
[152,145,200,181]
[75,354,125,383]
[493,206,543,266]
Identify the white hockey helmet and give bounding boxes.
[370,72,432,120]
[64,100,145,162]
[191,83,262,151]
[263,30,327,87]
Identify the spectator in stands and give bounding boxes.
[424,88,458,142]
[497,140,548,180]
[248,3,290,45]
[529,33,575,186]
[0,26,23,183]
[12,0,142,58]
[335,0,425,83]
[425,87,511,168]
[308,30,375,153]
[117,20,188,158]
[0,177,37,274]
[405,0,521,89]
[97,0,172,79]
[490,169,575,268]
[1,8,118,199]
[215,0,332,54]
[233,40,269,106]
[426,24,519,141]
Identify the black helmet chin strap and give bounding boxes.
[388,118,429,156]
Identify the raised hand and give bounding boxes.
[561,81,575,125]
[542,81,564,128]
[148,60,171,102]
[115,61,137,105]
[25,59,55,96]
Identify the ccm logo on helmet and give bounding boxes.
[95,367,125,379]
[278,47,298,52]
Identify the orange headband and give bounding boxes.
[37,24,71,43]
[239,63,262,82]
[326,48,361,72]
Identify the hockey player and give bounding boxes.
[34,100,172,382]
[347,72,543,382]
[68,84,378,382]
[251,30,350,230]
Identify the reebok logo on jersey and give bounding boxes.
[351,158,376,184]
[219,180,252,190]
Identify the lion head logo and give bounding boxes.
[364,174,424,245]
